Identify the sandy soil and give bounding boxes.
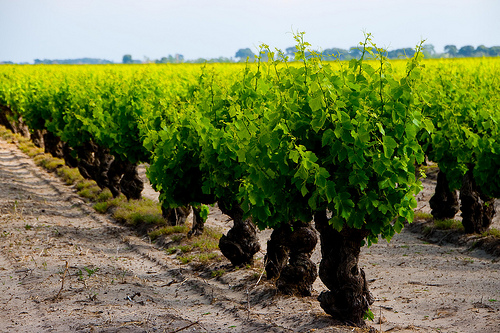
[1,138,499,333]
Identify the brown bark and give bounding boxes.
[120,162,144,200]
[31,129,45,148]
[43,131,65,158]
[188,206,204,237]
[218,201,260,266]
[76,142,113,191]
[161,206,190,226]
[314,210,374,327]
[429,171,460,220]
[460,167,495,234]
[265,222,318,297]
[0,105,30,137]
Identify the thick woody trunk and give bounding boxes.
[76,142,113,191]
[161,205,190,226]
[460,167,495,234]
[43,131,65,158]
[188,206,204,237]
[265,222,318,296]
[107,158,144,200]
[120,161,144,200]
[315,210,374,327]
[218,201,260,267]
[429,171,460,220]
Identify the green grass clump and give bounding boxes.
[0,126,14,140]
[56,166,84,185]
[414,211,433,220]
[482,228,500,238]
[77,186,101,200]
[210,268,225,278]
[434,219,464,231]
[112,198,163,225]
[76,179,97,191]
[97,188,113,202]
[34,153,65,170]
[148,225,189,240]
[164,227,223,265]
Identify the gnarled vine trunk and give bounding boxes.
[161,205,190,226]
[31,129,45,149]
[429,171,460,220]
[43,131,65,159]
[107,158,144,200]
[460,167,495,234]
[0,105,30,137]
[120,161,144,200]
[218,201,260,267]
[76,142,113,191]
[265,221,318,296]
[188,206,204,237]
[314,210,374,327]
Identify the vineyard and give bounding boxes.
[1,34,500,331]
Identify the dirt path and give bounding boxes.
[1,138,499,332]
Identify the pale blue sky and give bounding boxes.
[1,0,499,63]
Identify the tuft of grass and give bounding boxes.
[112,198,164,226]
[93,201,109,214]
[77,186,101,201]
[22,144,45,158]
[33,153,64,170]
[211,268,225,278]
[482,228,500,239]
[0,126,14,140]
[164,227,223,265]
[56,166,84,185]
[414,211,433,220]
[148,225,189,240]
[97,188,113,202]
[434,219,464,231]
[76,179,97,191]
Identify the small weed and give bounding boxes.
[434,219,464,231]
[489,299,498,302]
[113,198,163,225]
[76,179,97,191]
[171,234,184,242]
[148,225,189,240]
[24,224,32,230]
[482,228,500,238]
[83,266,99,277]
[97,188,113,202]
[56,166,83,185]
[78,186,101,201]
[414,211,433,220]
[178,255,193,264]
[211,269,225,278]
[93,201,110,213]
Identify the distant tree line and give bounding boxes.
[33,58,114,65]
[234,44,500,62]
[2,43,500,65]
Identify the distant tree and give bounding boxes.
[387,48,415,59]
[122,54,133,64]
[175,54,185,62]
[349,47,362,59]
[285,46,297,58]
[235,48,255,61]
[488,46,500,57]
[422,44,436,58]
[444,45,458,57]
[475,45,489,56]
[458,45,475,57]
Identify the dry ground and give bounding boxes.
[0,138,499,333]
